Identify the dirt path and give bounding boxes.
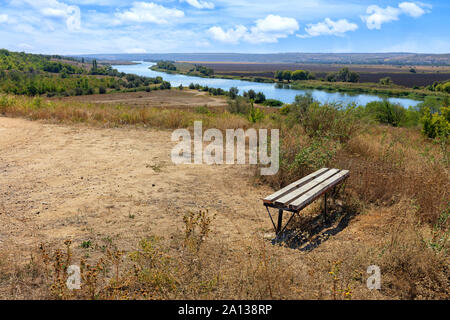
[0,117,274,255]
[0,116,391,263]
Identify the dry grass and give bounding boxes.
[0,93,448,300]
[0,94,276,132]
[335,125,449,225]
[0,201,447,300]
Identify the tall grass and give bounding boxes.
[0,94,257,131]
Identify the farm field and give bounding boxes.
[177,62,450,87]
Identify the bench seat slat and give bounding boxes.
[289,170,349,210]
[274,168,340,206]
[263,168,329,203]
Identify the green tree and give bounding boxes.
[379,77,393,85]
[274,70,284,81]
[229,87,239,99]
[282,70,292,82]
[92,59,98,72]
[255,92,266,103]
[326,68,359,83]
[292,70,309,81]
[245,89,256,100]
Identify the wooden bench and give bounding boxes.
[263,168,350,235]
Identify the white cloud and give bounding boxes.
[253,14,299,33]
[361,2,431,30]
[0,14,8,23]
[209,14,298,44]
[208,25,248,44]
[182,0,215,9]
[361,5,401,29]
[298,18,358,38]
[398,2,426,17]
[114,2,184,24]
[16,0,82,31]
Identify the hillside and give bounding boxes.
[0,50,168,96]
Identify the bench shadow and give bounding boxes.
[271,204,358,252]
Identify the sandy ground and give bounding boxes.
[0,116,393,270]
[0,116,275,257]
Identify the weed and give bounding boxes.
[81,240,92,249]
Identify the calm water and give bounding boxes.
[114,61,421,108]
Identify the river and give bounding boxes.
[113,61,421,108]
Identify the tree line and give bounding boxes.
[274,67,360,83]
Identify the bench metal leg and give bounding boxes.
[276,209,283,234]
[265,206,298,235]
[324,193,328,223]
[265,205,277,232]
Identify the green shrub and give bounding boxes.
[291,137,338,172]
[254,92,266,103]
[364,101,406,127]
[160,81,171,90]
[379,77,393,85]
[0,95,16,113]
[247,102,264,123]
[415,96,445,114]
[263,99,283,107]
[279,104,290,115]
[325,68,360,83]
[420,106,450,139]
[285,94,359,143]
[402,106,421,127]
[228,87,239,99]
[195,105,212,115]
[226,97,251,115]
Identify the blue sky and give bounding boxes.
[0,0,448,54]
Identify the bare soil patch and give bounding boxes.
[0,117,272,256]
[0,117,386,261]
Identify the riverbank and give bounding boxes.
[149,62,448,102]
[113,62,420,107]
[289,80,448,101]
[150,63,275,83]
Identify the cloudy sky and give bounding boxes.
[0,0,448,54]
